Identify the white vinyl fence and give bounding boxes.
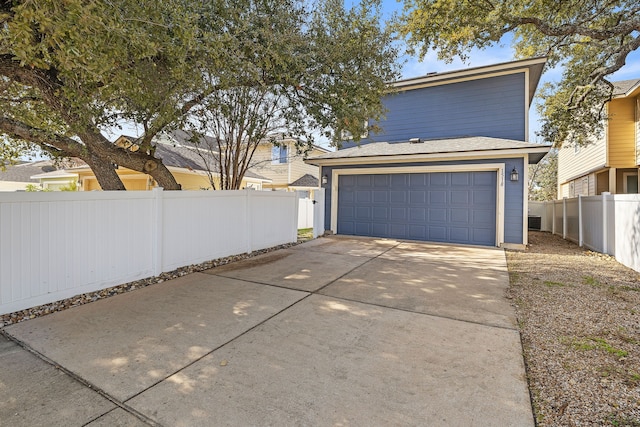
[530,193,640,273]
[0,189,300,315]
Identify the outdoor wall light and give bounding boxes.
[510,167,519,182]
[321,174,328,185]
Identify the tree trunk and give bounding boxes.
[79,131,182,191]
[86,157,126,191]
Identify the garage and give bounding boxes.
[337,171,497,246]
[306,137,552,249]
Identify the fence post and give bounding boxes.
[552,200,556,235]
[246,189,253,254]
[293,191,300,243]
[313,188,325,238]
[151,187,164,276]
[563,197,567,239]
[602,192,609,254]
[578,194,583,247]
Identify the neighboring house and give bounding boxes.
[72,132,271,191]
[30,169,79,190]
[0,160,78,191]
[248,137,330,196]
[307,57,551,249]
[557,79,640,197]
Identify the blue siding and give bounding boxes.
[323,158,526,244]
[342,73,526,148]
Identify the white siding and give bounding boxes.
[557,139,606,186]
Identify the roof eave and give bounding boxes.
[305,146,551,166]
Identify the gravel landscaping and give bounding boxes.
[507,231,640,426]
[0,241,302,328]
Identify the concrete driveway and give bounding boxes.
[1,236,533,426]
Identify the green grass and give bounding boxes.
[582,275,602,287]
[543,280,566,287]
[565,336,628,358]
[297,228,313,241]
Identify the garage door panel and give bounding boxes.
[338,205,355,220]
[409,174,426,187]
[390,207,407,220]
[450,227,470,242]
[473,209,494,224]
[473,190,494,205]
[429,208,447,222]
[357,175,372,186]
[373,207,388,220]
[473,228,493,243]
[390,174,407,186]
[337,172,496,246]
[373,175,389,186]
[473,172,494,185]
[389,224,407,238]
[428,226,447,241]
[409,225,426,240]
[373,191,388,203]
[428,173,447,186]
[355,222,371,235]
[451,191,469,204]
[372,223,388,236]
[409,191,426,204]
[390,191,407,203]
[410,208,426,221]
[356,191,371,203]
[430,191,447,203]
[451,173,470,186]
[355,206,371,220]
[450,209,469,223]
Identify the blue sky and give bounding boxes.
[376,0,640,143]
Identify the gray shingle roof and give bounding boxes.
[155,143,268,181]
[116,135,269,181]
[290,174,318,187]
[612,79,640,96]
[0,161,58,183]
[307,136,550,162]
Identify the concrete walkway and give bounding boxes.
[1,236,534,426]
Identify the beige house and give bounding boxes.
[71,133,271,191]
[558,79,640,197]
[248,137,330,196]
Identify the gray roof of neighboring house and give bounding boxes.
[116,135,269,181]
[307,136,551,164]
[0,161,58,183]
[290,174,319,187]
[612,79,640,96]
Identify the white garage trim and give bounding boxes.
[331,164,506,246]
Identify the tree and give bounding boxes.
[0,0,212,190]
[1,0,399,190]
[529,149,557,201]
[185,0,400,190]
[399,0,640,147]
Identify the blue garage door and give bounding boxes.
[337,172,497,246]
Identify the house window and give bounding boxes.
[271,145,288,164]
[623,172,639,194]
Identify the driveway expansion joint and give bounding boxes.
[0,330,158,427]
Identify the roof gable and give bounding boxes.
[392,57,546,104]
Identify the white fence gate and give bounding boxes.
[0,189,301,315]
[530,193,640,273]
